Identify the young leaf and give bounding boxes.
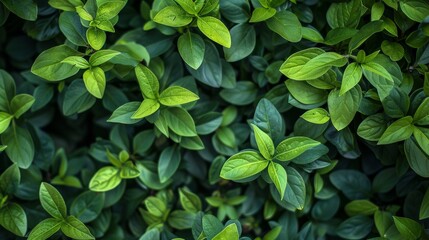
[10,94,35,119]
[159,86,199,106]
[27,218,62,240]
[275,137,321,161]
[131,99,160,119]
[345,200,378,216]
[0,203,27,236]
[268,162,287,200]
[0,112,13,134]
[86,27,106,50]
[89,166,122,192]
[300,108,330,124]
[249,7,276,23]
[179,188,202,213]
[163,107,198,137]
[83,67,106,99]
[39,182,67,219]
[153,6,193,27]
[197,16,231,48]
[212,223,240,240]
[178,32,205,70]
[251,123,275,159]
[135,64,159,99]
[413,97,429,125]
[340,63,362,95]
[378,116,414,145]
[120,161,141,179]
[61,216,95,240]
[220,151,268,180]
[89,50,121,66]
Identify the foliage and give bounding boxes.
[0,0,429,239]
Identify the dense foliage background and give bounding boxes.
[0,0,429,239]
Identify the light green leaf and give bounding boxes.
[413,127,429,156]
[300,108,330,124]
[361,62,393,82]
[89,166,122,192]
[419,187,429,220]
[0,203,27,236]
[197,16,231,48]
[89,49,121,66]
[153,6,193,27]
[120,161,141,179]
[86,27,106,50]
[0,112,12,134]
[251,123,275,159]
[39,182,67,219]
[393,216,422,240]
[399,0,429,22]
[268,162,287,200]
[135,64,159,99]
[31,45,82,81]
[131,99,160,119]
[220,151,268,180]
[280,48,347,81]
[178,32,205,69]
[96,0,126,20]
[61,56,90,69]
[179,188,202,213]
[27,218,62,240]
[83,67,106,99]
[414,97,429,125]
[345,200,378,216]
[249,7,276,23]
[275,136,321,161]
[163,107,198,137]
[61,215,95,240]
[326,0,365,29]
[340,63,362,95]
[175,0,199,14]
[378,116,414,145]
[108,102,141,124]
[328,85,362,131]
[212,223,240,240]
[266,10,302,42]
[357,113,387,141]
[159,86,199,106]
[144,196,166,217]
[10,94,35,118]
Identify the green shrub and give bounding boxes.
[0,0,429,239]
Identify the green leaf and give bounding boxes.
[300,108,330,124]
[159,86,199,106]
[27,218,62,240]
[96,0,126,20]
[212,223,240,240]
[268,162,287,200]
[414,97,429,125]
[378,116,414,145]
[178,32,205,70]
[326,0,365,28]
[220,151,268,180]
[348,20,384,52]
[216,127,236,148]
[89,49,121,66]
[336,215,373,239]
[167,210,195,230]
[324,27,358,46]
[31,45,82,81]
[61,215,95,240]
[285,80,328,105]
[381,40,404,61]
[399,0,429,22]
[135,64,159,99]
[361,62,393,82]
[61,56,90,69]
[86,27,106,50]
[144,196,166,217]
[83,67,106,99]
[371,2,385,20]
[131,99,160,119]
[108,102,141,124]
[275,136,321,161]
[357,113,387,141]
[120,161,140,179]
[89,166,122,192]
[330,169,371,199]
[0,112,12,134]
[10,94,34,118]
[163,107,198,137]
[158,146,181,183]
[0,70,16,112]
[0,164,20,195]
[39,182,67,219]
[249,7,276,22]
[280,48,347,81]
[0,203,27,236]
[70,191,105,223]
[140,228,160,240]
[253,98,285,144]
[266,10,302,42]
[62,80,96,116]
[404,138,429,178]
[58,12,87,46]
[392,216,422,240]
[153,6,193,27]
[1,126,34,169]
[1,0,37,21]
[419,187,429,220]
[179,188,202,213]
[328,85,362,131]
[224,23,256,62]
[345,200,378,216]
[340,63,362,95]
[175,0,199,14]
[284,167,305,210]
[251,124,275,159]
[413,127,429,156]
[197,16,231,48]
